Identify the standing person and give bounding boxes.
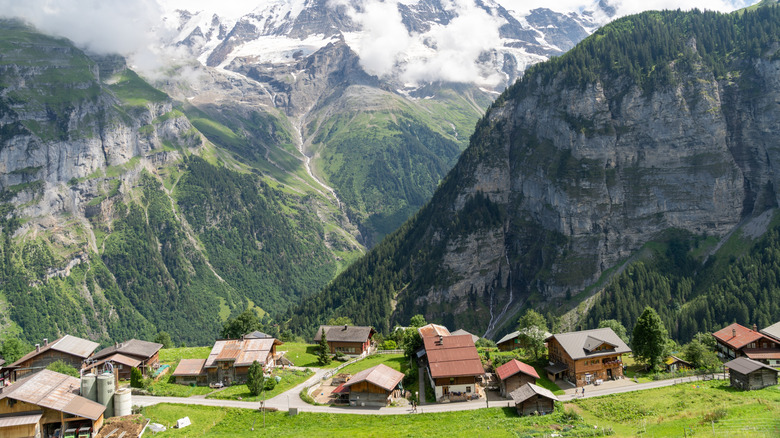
[582,387,585,397]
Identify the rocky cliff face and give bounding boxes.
[291,7,780,338]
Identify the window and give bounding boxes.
[466,386,472,393]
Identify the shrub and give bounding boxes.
[130,367,144,388]
[703,408,727,423]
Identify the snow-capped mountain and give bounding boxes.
[159,0,615,91]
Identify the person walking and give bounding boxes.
[581,387,585,397]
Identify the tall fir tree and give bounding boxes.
[632,307,669,371]
[317,328,331,366]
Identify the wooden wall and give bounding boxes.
[516,395,555,416]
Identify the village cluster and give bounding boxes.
[0,319,778,437]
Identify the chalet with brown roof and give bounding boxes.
[495,359,539,398]
[545,328,631,387]
[712,323,780,366]
[342,364,405,407]
[420,334,485,402]
[204,337,283,385]
[724,357,779,390]
[0,370,105,438]
[82,354,141,381]
[171,359,208,386]
[9,336,99,381]
[90,339,163,377]
[314,325,376,358]
[509,383,558,416]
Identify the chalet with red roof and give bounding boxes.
[495,359,539,398]
[420,334,485,402]
[712,323,780,366]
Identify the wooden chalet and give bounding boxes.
[421,334,484,402]
[171,359,208,386]
[509,382,558,416]
[342,364,404,407]
[664,356,693,373]
[204,337,283,386]
[712,323,780,367]
[495,359,539,398]
[545,328,631,387]
[82,354,141,381]
[8,336,99,381]
[497,328,552,352]
[90,339,163,377]
[450,329,479,344]
[314,325,376,358]
[724,357,778,390]
[0,370,105,438]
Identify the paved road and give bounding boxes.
[133,369,726,415]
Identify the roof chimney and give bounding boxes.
[438,335,443,344]
[753,324,758,332]
[732,328,736,338]
[43,338,48,346]
[35,344,40,352]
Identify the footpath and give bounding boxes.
[133,369,726,416]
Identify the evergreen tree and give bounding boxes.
[130,367,144,388]
[317,328,331,366]
[632,307,669,371]
[247,360,264,396]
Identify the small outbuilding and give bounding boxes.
[664,356,693,373]
[724,357,778,390]
[343,364,404,407]
[171,359,208,386]
[495,359,539,398]
[509,382,558,416]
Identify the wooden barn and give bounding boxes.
[8,335,99,381]
[495,359,539,398]
[314,325,376,358]
[90,339,163,377]
[0,370,105,438]
[171,359,208,386]
[509,383,558,416]
[724,357,778,390]
[342,364,404,407]
[204,337,283,385]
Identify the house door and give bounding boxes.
[607,369,613,380]
[585,374,592,384]
[443,386,449,395]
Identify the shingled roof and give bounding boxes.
[92,339,163,361]
[423,334,484,379]
[10,335,99,367]
[313,325,375,343]
[760,321,780,343]
[712,323,768,350]
[205,338,283,368]
[344,364,404,392]
[547,328,631,360]
[509,382,559,404]
[0,370,105,420]
[495,359,539,381]
[724,356,779,375]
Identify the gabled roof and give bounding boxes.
[10,335,99,367]
[665,355,692,366]
[92,339,163,361]
[547,328,631,360]
[451,329,479,344]
[83,354,141,372]
[760,321,780,342]
[712,323,770,350]
[497,331,521,345]
[423,335,484,379]
[418,324,451,339]
[509,382,559,404]
[313,325,375,343]
[344,364,404,392]
[0,370,105,420]
[245,331,273,339]
[724,356,779,375]
[495,359,539,381]
[172,359,207,377]
[0,412,43,428]
[205,338,283,368]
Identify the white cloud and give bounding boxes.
[340,0,507,86]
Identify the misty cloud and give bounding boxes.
[337,0,507,86]
[0,0,170,73]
